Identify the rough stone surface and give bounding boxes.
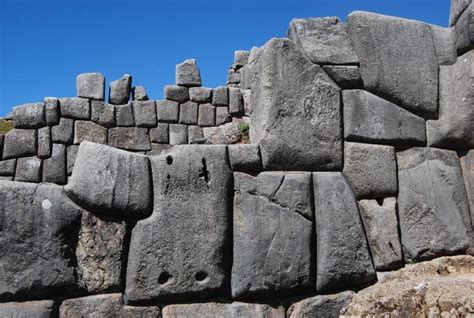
[189,87,212,103]
[132,85,149,101]
[242,89,252,116]
[74,120,108,145]
[450,0,473,26]
[460,150,474,225]
[147,143,173,156]
[358,198,404,270]
[52,118,74,144]
[455,3,474,53]
[188,126,204,144]
[322,65,363,89]
[250,38,342,171]
[212,86,228,106]
[12,102,45,129]
[343,142,397,199]
[427,50,474,150]
[341,256,474,317]
[0,159,16,176]
[229,87,244,116]
[216,107,231,125]
[59,97,90,120]
[288,291,355,318]
[0,181,82,300]
[397,148,472,262]
[91,100,116,128]
[287,17,359,65]
[0,300,55,318]
[76,72,105,100]
[430,25,457,65]
[176,59,202,87]
[15,156,42,183]
[232,172,313,299]
[133,100,157,127]
[108,127,151,151]
[0,134,3,160]
[2,129,37,160]
[203,122,242,144]
[313,172,376,292]
[44,97,60,126]
[66,145,79,176]
[156,100,179,123]
[163,302,285,318]
[228,144,261,173]
[125,145,231,303]
[115,102,135,126]
[38,126,52,159]
[42,143,67,185]
[65,141,152,218]
[150,123,169,144]
[347,12,439,118]
[227,68,241,85]
[179,101,198,125]
[198,103,216,127]
[234,50,250,67]
[164,85,189,103]
[343,89,426,146]
[109,74,132,105]
[169,124,188,145]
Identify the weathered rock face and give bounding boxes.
[162,302,285,318]
[460,150,474,225]
[12,102,45,129]
[450,0,473,26]
[250,38,342,171]
[76,73,105,100]
[228,144,262,173]
[397,148,472,261]
[0,181,82,300]
[176,59,202,87]
[232,172,313,300]
[42,143,67,185]
[109,74,132,105]
[341,256,474,317]
[203,122,242,144]
[125,145,232,303]
[454,3,474,53]
[287,291,355,318]
[322,65,363,89]
[108,127,151,151]
[0,300,55,318]
[2,129,37,160]
[74,120,108,145]
[59,98,90,120]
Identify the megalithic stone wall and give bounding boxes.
[0,1,473,316]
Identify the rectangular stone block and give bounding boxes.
[164,85,189,103]
[44,97,60,126]
[198,103,215,127]
[108,127,151,151]
[229,87,244,116]
[2,129,37,160]
[67,145,79,176]
[216,107,231,126]
[150,123,169,144]
[15,156,42,183]
[74,121,107,145]
[59,97,90,120]
[0,159,16,176]
[228,144,262,173]
[163,302,284,318]
[42,143,67,185]
[77,72,105,100]
[178,101,198,125]
[115,102,135,126]
[133,100,157,128]
[212,86,228,106]
[189,87,212,103]
[12,102,45,129]
[52,118,74,144]
[109,74,132,105]
[188,126,204,144]
[156,99,179,123]
[176,59,202,87]
[322,65,363,89]
[38,126,52,159]
[91,100,116,128]
[0,300,55,317]
[169,124,188,145]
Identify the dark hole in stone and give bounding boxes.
[167,174,170,180]
[376,198,384,206]
[195,271,208,281]
[198,158,209,183]
[158,271,171,284]
[166,155,173,165]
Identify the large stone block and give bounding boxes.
[430,25,457,65]
[115,102,135,126]
[125,145,231,303]
[91,100,116,128]
[12,102,45,129]
[228,144,262,173]
[313,172,376,292]
[65,141,152,219]
[343,90,426,146]
[450,0,473,26]
[156,99,179,123]
[179,101,198,125]
[346,12,439,118]
[0,181,82,300]
[164,85,189,103]
[133,100,157,127]
[212,86,229,106]
[189,87,212,103]
[2,129,37,160]
[460,150,474,225]
[397,148,472,261]
[162,302,284,318]
[232,172,313,299]
[109,74,132,105]
[176,59,202,87]
[454,3,474,53]
[38,126,52,159]
[198,103,216,127]
[108,127,151,151]
[74,120,108,145]
[44,97,59,126]
[287,17,359,65]
[59,97,90,120]
[322,65,363,89]
[15,156,42,183]
[0,300,55,318]
[250,38,342,171]
[76,72,105,100]
[52,118,74,144]
[427,50,474,150]
[216,107,231,126]
[287,291,355,318]
[42,143,67,185]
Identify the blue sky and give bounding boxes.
[0,0,450,116]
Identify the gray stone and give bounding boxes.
[176,59,202,87]
[52,118,74,144]
[125,145,231,303]
[188,126,204,144]
[133,100,157,127]
[203,122,242,144]
[460,150,474,225]
[59,97,90,120]
[132,85,149,101]
[76,212,126,293]
[227,68,241,85]
[147,143,173,156]
[163,302,284,318]
[455,3,474,53]
[0,176,13,181]
[38,126,52,159]
[397,148,472,261]
[109,74,132,105]
[358,198,404,270]
[322,65,363,89]
[232,172,313,299]
[240,47,263,90]
[169,124,188,145]
[343,90,426,146]
[65,141,152,218]
[287,17,359,65]
[156,99,179,123]
[178,101,198,125]
[216,107,231,125]
[115,102,135,126]
[0,300,55,318]
[44,97,60,126]
[2,129,37,160]
[234,50,250,67]
[427,50,474,150]
[343,142,397,199]
[164,85,189,103]
[189,87,212,103]
[346,12,439,118]
[150,123,169,144]
[76,72,105,100]
[228,144,261,172]
[67,145,79,176]
[450,0,472,26]
[91,100,116,128]
[212,86,229,106]
[430,25,457,65]
[108,127,151,151]
[198,103,216,126]
[250,38,342,171]
[0,159,16,176]
[287,291,356,318]
[15,156,42,183]
[12,102,45,129]
[74,120,108,145]
[313,172,376,292]
[242,89,252,116]
[0,181,81,300]
[0,134,3,160]
[42,143,67,185]
[229,87,244,116]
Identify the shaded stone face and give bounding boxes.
[109,74,132,105]
[287,291,355,318]
[12,102,45,129]
[162,302,285,318]
[2,129,37,160]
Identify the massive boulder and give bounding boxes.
[162,302,285,318]
[125,145,232,303]
[250,38,342,171]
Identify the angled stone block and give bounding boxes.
[430,25,457,65]
[42,143,67,185]
[163,302,284,318]
[0,300,55,318]
[74,121,108,145]
[109,74,131,105]
[198,103,216,127]
[115,102,135,126]
[133,100,157,128]
[44,97,60,126]
[179,101,198,125]
[12,102,45,129]
[132,85,149,101]
[108,127,151,151]
[228,144,261,173]
[189,87,212,103]
[164,85,189,103]
[212,86,228,106]
[91,100,116,128]
[59,97,90,120]
[52,118,74,144]
[176,59,202,87]
[37,126,52,159]
[15,156,42,183]
[460,150,474,225]
[2,129,37,160]
[287,291,355,318]
[76,72,105,100]
[156,99,179,123]
[322,65,363,89]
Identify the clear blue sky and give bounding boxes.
[0,0,450,116]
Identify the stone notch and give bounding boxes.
[125,145,231,304]
[65,141,152,219]
[250,38,342,171]
[287,291,355,318]
[287,17,359,65]
[76,72,105,100]
[232,172,313,300]
[109,74,132,105]
[163,302,285,318]
[397,147,472,262]
[12,102,45,129]
[176,59,202,87]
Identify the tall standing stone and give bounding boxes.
[44,97,60,126]
[76,73,105,100]
[176,59,202,87]
[109,74,132,105]
[38,126,52,159]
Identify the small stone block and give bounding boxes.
[38,126,52,159]
[59,97,91,120]
[212,86,229,106]
[132,85,149,101]
[188,126,204,144]
[2,129,37,160]
[164,85,189,103]
[228,144,262,172]
[216,107,231,125]
[67,145,79,176]
[109,74,132,105]
[91,101,116,128]
[189,87,213,103]
[198,103,216,127]
[74,121,108,145]
[179,101,198,125]
[156,100,179,123]
[229,87,244,116]
[115,103,135,127]
[43,143,67,185]
[12,102,45,129]
[44,97,60,126]
[176,59,202,87]
[52,118,74,144]
[150,123,169,144]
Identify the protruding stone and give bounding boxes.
[59,97,90,120]
[397,148,472,261]
[164,85,189,103]
[52,118,74,144]
[125,145,231,303]
[313,172,376,292]
[287,291,355,318]
[163,302,285,318]
[74,121,108,145]
[179,101,198,125]
[42,143,67,185]
[15,156,42,183]
[91,100,116,128]
[343,90,426,146]
[44,97,60,126]
[133,100,157,127]
[150,123,169,144]
[115,102,135,127]
[66,145,79,176]
[212,86,228,106]
[156,99,179,123]
[287,17,359,65]
[0,300,55,317]
[228,144,261,173]
[450,0,473,26]
[169,124,188,145]
[460,150,474,225]
[76,72,105,100]
[176,59,202,87]
[109,74,132,105]
[203,122,242,144]
[229,87,244,116]
[2,129,37,160]
[454,3,474,53]
[12,102,45,129]
[232,172,313,299]
[188,125,204,144]
[216,107,231,125]
[322,65,363,89]
[132,85,149,101]
[198,103,216,126]
[234,50,250,68]
[0,159,16,176]
[108,127,151,151]
[38,126,52,159]
[189,87,212,103]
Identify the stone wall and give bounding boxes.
[0,1,473,317]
